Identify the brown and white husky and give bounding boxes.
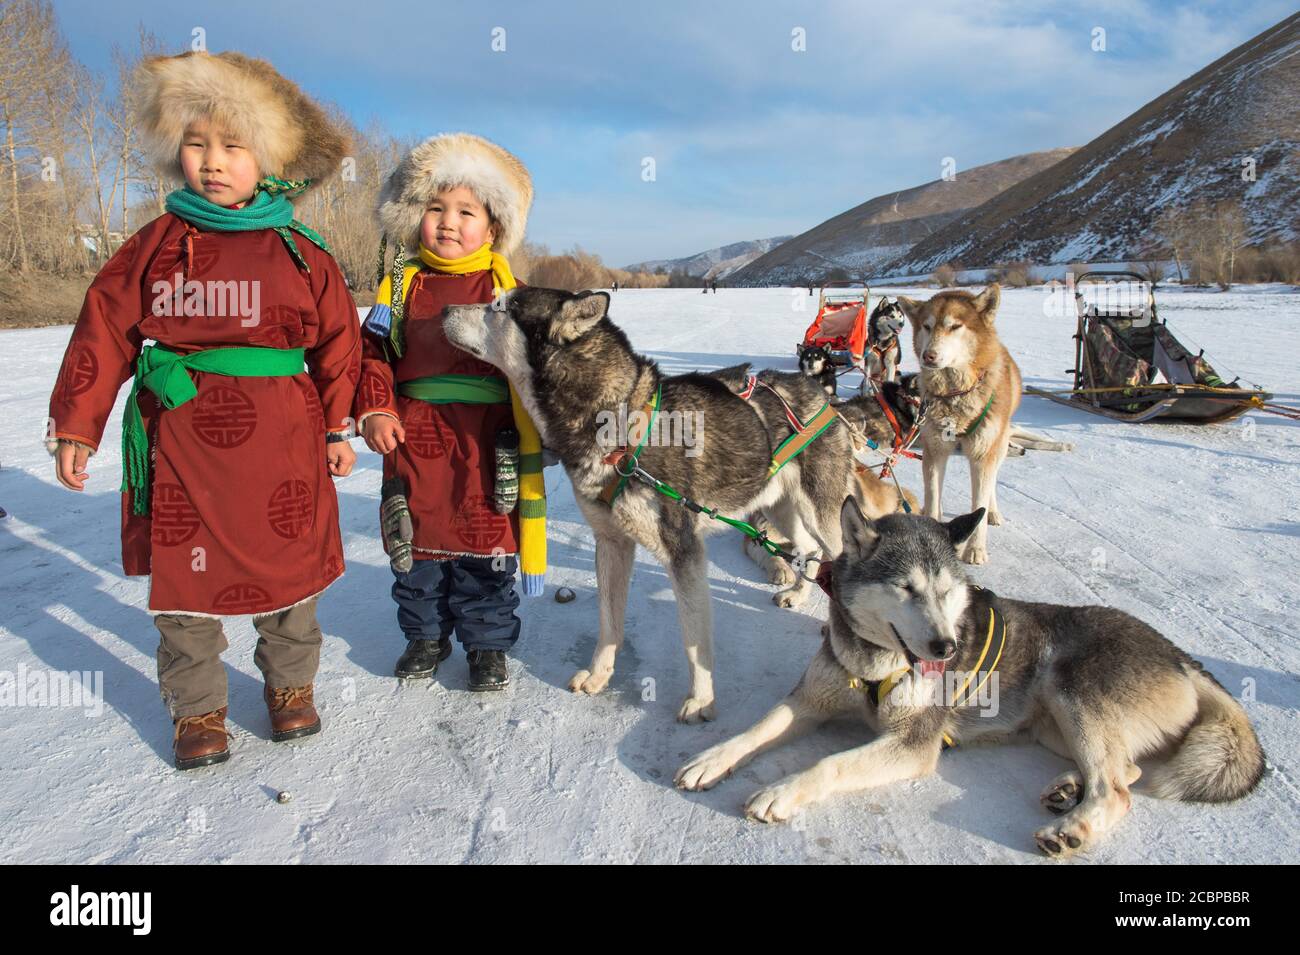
[895,285,1021,565]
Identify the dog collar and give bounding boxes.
[926,370,987,400]
[847,589,1006,749]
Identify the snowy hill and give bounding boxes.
[1,287,1297,863]
[623,236,794,281]
[884,12,1300,274]
[729,150,1077,286]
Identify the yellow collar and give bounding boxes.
[849,600,1006,749]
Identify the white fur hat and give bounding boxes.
[377,133,533,256]
[136,51,349,196]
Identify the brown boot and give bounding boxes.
[173,707,231,771]
[264,684,322,742]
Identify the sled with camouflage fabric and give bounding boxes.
[1026,271,1273,424]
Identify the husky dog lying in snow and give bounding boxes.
[676,498,1266,857]
[443,287,870,723]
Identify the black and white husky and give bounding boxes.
[677,499,1265,856]
[443,288,863,723]
[864,297,906,386]
[797,344,838,397]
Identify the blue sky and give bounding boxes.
[53,0,1294,265]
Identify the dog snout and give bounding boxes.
[930,638,956,660]
[922,350,938,365]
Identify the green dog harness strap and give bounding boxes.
[959,390,997,439]
[121,344,307,516]
[599,383,662,506]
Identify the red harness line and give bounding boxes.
[874,389,922,479]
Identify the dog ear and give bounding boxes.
[551,291,610,343]
[840,495,880,556]
[894,295,924,328]
[973,284,1001,324]
[946,508,986,548]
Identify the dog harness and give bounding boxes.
[598,374,838,505]
[844,589,1007,750]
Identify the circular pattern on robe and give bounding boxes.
[212,583,272,614]
[191,385,258,449]
[301,382,326,436]
[357,372,393,416]
[95,233,142,281]
[247,304,304,347]
[453,495,510,550]
[404,402,455,459]
[55,343,99,399]
[267,479,314,539]
[150,483,201,546]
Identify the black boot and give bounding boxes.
[395,636,452,679]
[467,649,510,692]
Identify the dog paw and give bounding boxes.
[1041,771,1083,814]
[675,746,735,791]
[1034,816,1091,858]
[677,696,716,724]
[986,510,1003,526]
[568,668,611,695]
[768,563,797,586]
[774,585,809,609]
[960,542,988,565]
[744,782,802,823]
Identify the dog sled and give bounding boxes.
[1026,271,1274,424]
[797,282,869,369]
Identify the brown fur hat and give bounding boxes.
[136,51,348,196]
[377,133,533,256]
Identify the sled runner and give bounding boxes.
[1026,271,1273,424]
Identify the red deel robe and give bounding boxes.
[354,268,520,560]
[48,213,361,616]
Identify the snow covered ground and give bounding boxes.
[1,286,1297,864]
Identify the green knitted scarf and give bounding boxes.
[163,176,331,271]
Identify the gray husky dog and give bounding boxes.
[677,498,1264,857]
[443,288,861,722]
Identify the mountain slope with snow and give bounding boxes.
[884,12,1300,275]
[730,150,1077,286]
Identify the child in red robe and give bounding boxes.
[46,51,360,770]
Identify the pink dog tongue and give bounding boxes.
[920,659,947,677]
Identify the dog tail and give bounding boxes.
[1146,667,1266,803]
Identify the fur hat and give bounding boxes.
[377,133,533,256]
[136,51,348,196]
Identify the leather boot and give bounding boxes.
[174,706,230,770]
[264,684,322,742]
[467,649,510,692]
[395,636,453,679]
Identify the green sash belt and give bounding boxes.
[121,343,306,515]
[397,374,510,405]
